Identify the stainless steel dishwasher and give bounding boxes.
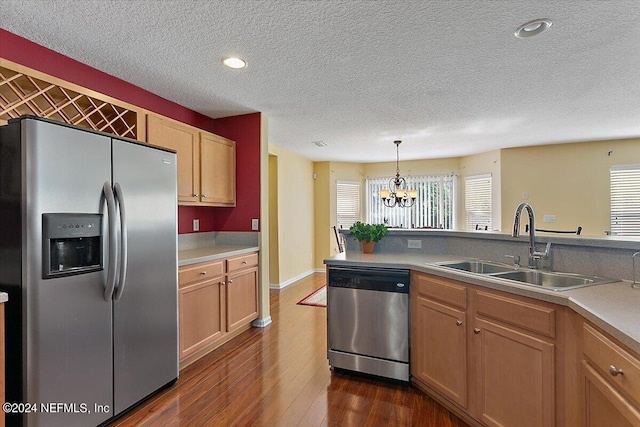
[327,266,410,381]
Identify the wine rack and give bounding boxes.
[0,65,138,139]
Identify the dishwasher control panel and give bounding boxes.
[328,266,409,293]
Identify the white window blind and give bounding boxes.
[336,181,361,229]
[465,174,492,230]
[610,165,640,236]
[366,174,456,229]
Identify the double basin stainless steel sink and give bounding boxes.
[436,260,617,291]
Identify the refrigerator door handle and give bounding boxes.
[103,182,118,302]
[114,182,128,301]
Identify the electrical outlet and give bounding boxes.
[251,218,259,231]
[193,219,200,231]
[543,215,557,223]
[408,239,422,249]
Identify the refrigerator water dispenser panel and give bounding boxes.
[42,213,103,279]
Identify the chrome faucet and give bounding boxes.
[512,202,551,269]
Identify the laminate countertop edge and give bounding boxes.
[179,246,259,267]
[0,292,6,303]
[324,252,640,355]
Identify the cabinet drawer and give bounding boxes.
[412,273,467,309]
[475,290,556,339]
[179,261,224,287]
[583,323,640,407]
[227,252,258,273]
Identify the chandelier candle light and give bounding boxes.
[380,140,417,208]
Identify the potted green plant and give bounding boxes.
[349,221,388,254]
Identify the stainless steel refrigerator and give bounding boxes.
[0,116,179,426]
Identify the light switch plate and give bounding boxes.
[193,219,200,231]
[251,218,259,230]
[408,239,422,249]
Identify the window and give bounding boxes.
[336,181,361,229]
[464,174,492,230]
[610,165,640,236]
[366,175,456,228]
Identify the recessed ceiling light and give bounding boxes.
[312,140,327,147]
[222,57,247,69]
[515,18,552,38]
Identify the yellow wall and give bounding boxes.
[501,138,640,236]
[362,158,460,177]
[268,144,315,283]
[313,161,365,269]
[268,154,280,284]
[313,162,331,269]
[460,150,502,230]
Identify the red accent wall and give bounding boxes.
[212,113,262,231]
[1,29,262,234]
[0,29,216,131]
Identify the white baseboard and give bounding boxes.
[314,268,326,273]
[252,316,272,328]
[269,269,317,290]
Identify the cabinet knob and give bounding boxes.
[473,328,481,334]
[456,320,463,326]
[609,365,624,376]
[200,271,207,275]
[242,261,248,264]
[193,193,199,197]
[202,194,207,198]
[220,281,226,285]
[228,279,234,284]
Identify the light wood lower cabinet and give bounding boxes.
[411,272,556,427]
[179,252,258,368]
[412,274,468,409]
[473,317,555,427]
[581,322,640,426]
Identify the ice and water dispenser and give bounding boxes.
[42,213,103,279]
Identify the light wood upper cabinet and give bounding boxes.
[146,114,199,204]
[200,132,236,207]
[146,114,236,207]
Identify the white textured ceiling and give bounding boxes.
[1,1,640,162]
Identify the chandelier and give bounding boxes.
[380,140,417,207]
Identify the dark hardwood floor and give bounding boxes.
[111,273,469,426]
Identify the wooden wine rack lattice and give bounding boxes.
[0,66,137,139]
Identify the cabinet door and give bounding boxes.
[226,267,258,333]
[473,318,555,427]
[179,279,225,360]
[583,362,640,427]
[200,132,236,206]
[147,115,199,204]
[412,296,467,408]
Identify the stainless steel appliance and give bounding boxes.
[0,116,178,426]
[327,266,410,381]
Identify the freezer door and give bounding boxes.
[22,118,113,426]
[112,139,178,414]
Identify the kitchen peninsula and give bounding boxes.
[326,229,640,427]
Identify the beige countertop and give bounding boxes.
[0,292,7,303]
[179,245,259,267]
[325,252,640,355]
